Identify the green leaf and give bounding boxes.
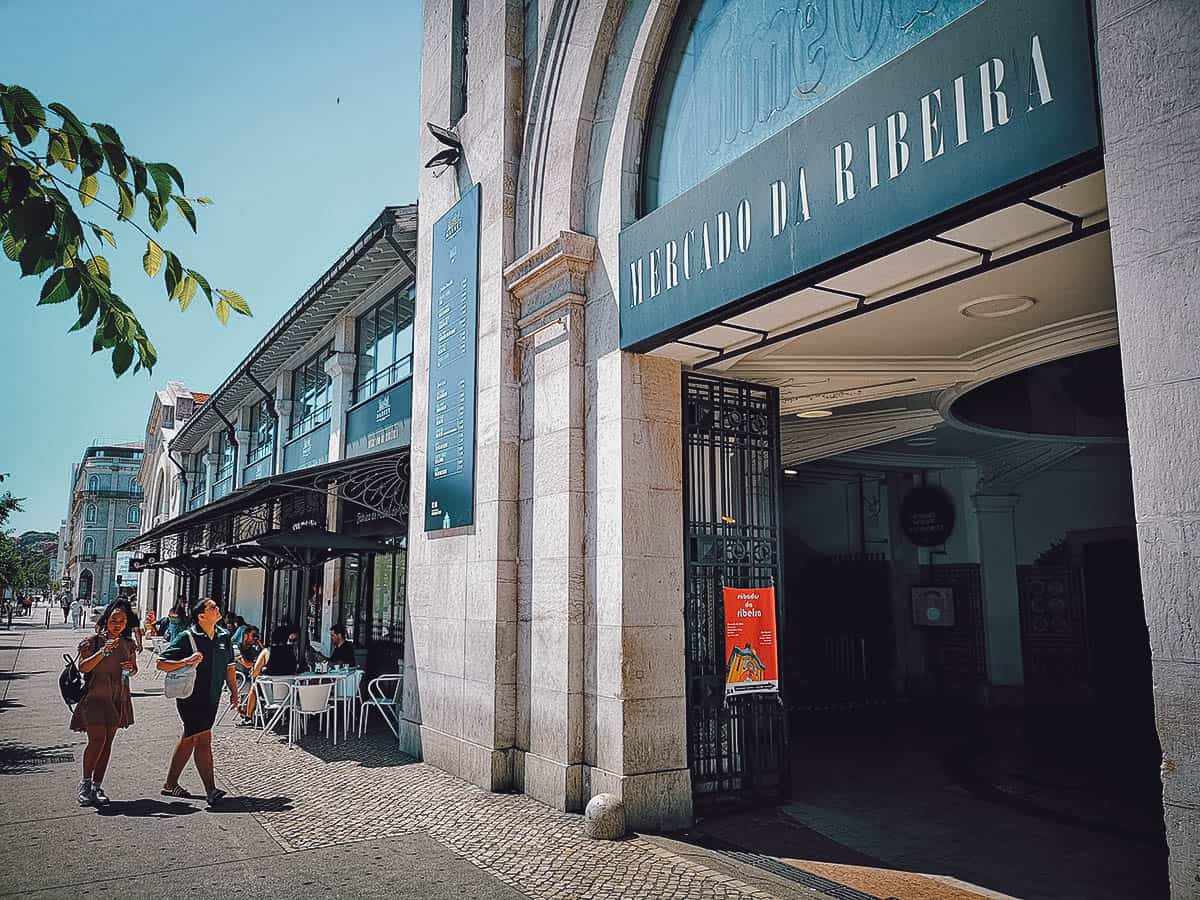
[46,129,76,172]
[77,135,104,177]
[84,254,111,285]
[1,163,31,206]
[38,267,80,305]
[143,240,163,277]
[178,275,197,310]
[89,223,116,248]
[186,268,213,303]
[115,178,135,220]
[147,194,168,231]
[217,288,251,317]
[164,250,183,299]
[90,122,124,149]
[194,196,213,205]
[18,235,56,276]
[215,298,230,325]
[146,163,173,204]
[2,85,46,146]
[172,195,197,232]
[129,156,147,196]
[1,230,23,262]
[79,173,98,207]
[70,285,101,331]
[100,141,128,181]
[112,341,134,376]
[47,102,88,137]
[0,136,12,162]
[155,161,185,194]
[8,197,55,240]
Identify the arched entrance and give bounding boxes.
[77,569,93,602]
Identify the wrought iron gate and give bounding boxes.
[682,373,786,806]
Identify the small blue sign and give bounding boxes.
[345,379,413,460]
[425,184,481,531]
[283,421,331,473]
[242,452,274,485]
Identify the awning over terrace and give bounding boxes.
[121,448,410,576]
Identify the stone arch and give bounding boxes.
[78,569,93,601]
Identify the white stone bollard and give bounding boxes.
[583,793,626,840]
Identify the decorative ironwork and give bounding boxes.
[682,373,786,806]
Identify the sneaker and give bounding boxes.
[77,780,93,807]
[236,716,254,727]
[206,788,227,807]
[91,785,110,807]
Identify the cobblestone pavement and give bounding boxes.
[213,723,783,899]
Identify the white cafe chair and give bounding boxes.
[254,677,293,743]
[292,681,335,747]
[331,669,364,742]
[359,673,402,740]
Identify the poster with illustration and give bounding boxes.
[723,586,779,697]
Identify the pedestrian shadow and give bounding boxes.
[0,740,75,774]
[0,670,42,682]
[97,799,200,818]
[207,795,295,814]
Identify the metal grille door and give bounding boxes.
[682,373,786,806]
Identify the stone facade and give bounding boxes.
[65,444,144,607]
[1095,0,1200,893]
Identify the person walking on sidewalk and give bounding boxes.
[69,597,83,630]
[59,595,70,624]
[71,599,138,807]
[156,597,239,807]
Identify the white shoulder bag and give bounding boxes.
[163,631,199,700]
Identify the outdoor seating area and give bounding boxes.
[243,666,401,749]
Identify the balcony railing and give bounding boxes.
[81,487,144,499]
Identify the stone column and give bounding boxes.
[972,493,1024,695]
[320,351,356,657]
[1096,2,1200,890]
[504,232,594,812]
[233,429,251,489]
[274,379,292,475]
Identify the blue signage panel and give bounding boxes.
[282,421,331,473]
[345,378,413,460]
[424,184,481,531]
[242,452,274,485]
[619,0,1101,349]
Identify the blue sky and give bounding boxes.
[0,0,423,534]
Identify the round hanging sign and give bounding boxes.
[900,485,955,547]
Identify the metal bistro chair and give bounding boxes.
[331,669,364,742]
[254,677,294,743]
[292,680,336,747]
[359,673,402,740]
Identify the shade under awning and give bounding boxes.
[227,527,396,569]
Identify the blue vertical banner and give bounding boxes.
[424,184,481,531]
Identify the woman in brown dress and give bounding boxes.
[71,598,138,807]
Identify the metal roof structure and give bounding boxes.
[170,204,418,452]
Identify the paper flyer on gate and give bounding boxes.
[723,586,779,697]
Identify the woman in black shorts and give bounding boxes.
[156,597,238,807]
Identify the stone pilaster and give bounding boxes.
[972,493,1024,695]
[274,379,292,475]
[233,430,251,489]
[1096,1,1200,891]
[505,231,595,812]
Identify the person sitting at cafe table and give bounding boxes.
[239,624,296,726]
[324,624,357,668]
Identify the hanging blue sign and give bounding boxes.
[346,378,413,460]
[282,421,330,473]
[425,184,481,531]
[618,0,1101,350]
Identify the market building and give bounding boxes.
[122,206,417,680]
[63,443,144,607]
[408,0,1197,896]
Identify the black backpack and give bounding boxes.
[59,642,93,708]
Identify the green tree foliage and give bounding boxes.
[0,83,251,375]
[0,473,21,529]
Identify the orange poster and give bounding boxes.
[723,586,780,697]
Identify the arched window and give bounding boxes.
[78,569,93,600]
[129,476,139,493]
[128,505,141,525]
[87,474,100,491]
[83,537,95,555]
[154,472,166,518]
[85,504,97,524]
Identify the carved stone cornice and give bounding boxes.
[504,230,596,330]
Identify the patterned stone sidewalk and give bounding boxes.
[212,723,792,900]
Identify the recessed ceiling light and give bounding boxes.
[796,409,833,419]
[960,294,1036,319]
[906,437,937,447]
[783,468,798,476]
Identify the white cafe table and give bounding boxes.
[274,669,360,745]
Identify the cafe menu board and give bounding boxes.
[424,184,481,531]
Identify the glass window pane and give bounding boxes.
[376,299,396,381]
[357,309,377,395]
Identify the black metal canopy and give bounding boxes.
[227,527,395,569]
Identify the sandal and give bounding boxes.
[161,785,193,798]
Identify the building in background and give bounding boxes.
[133,383,208,619]
[64,443,144,607]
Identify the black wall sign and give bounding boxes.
[901,485,956,547]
